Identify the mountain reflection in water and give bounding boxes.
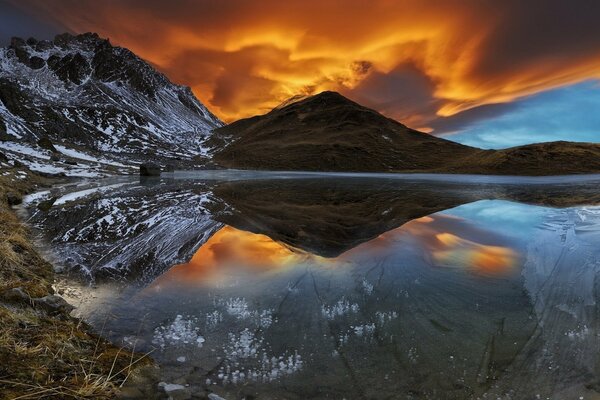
[147,212,519,296]
[26,177,600,399]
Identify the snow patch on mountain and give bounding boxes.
[0,33,223,170]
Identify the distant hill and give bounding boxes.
[210,91,600,176]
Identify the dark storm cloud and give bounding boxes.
[5,0,600,131]
[0,1,64,45]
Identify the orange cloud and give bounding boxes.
[17,0,600,127]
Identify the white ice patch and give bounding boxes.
[54,183,130,205]
[353,323,376,337]
[226,298,251,319]
[321,297,360,320]
[375,311,399,326]
[218,329,303,385]
[221,298,276,328]
[152,315,205,350]
[22,190,51,206]
[225,329,262,360]
[361,279,374,296]
[206,310,223,330]
[55,145,129,167]
[0,141,51,160]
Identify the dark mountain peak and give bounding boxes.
[278,90,360,112]
[53,32,108,49]
[304,90,349,103]
[210,90,475,172]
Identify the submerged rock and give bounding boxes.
[158,382,191,400]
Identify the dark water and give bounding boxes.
[24,175,600,399]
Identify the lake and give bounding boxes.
[22,173,600,399]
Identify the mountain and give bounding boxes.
[459,141,600,175]
[209,91,477,172]
[0,33,222,176]
[210,91,600,175]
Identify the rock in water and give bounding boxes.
[140,163,161,176]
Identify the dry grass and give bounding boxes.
[0,170,151,399]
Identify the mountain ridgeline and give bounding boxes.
[1,32,599,176]
[210,91,600,175]
[0,33,222,167]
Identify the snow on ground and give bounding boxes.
[22,190,51,206]
[55,145,128,167]
[0,141,51,160]
[0,141,121,178]
[54,183,131,205]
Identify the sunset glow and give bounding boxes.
[9,0,600,136]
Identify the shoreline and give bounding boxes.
[0,169,156,399]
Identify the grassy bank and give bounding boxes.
[0,170,151,399]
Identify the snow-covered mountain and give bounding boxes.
[0,33,222,176]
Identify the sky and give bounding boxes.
[2,0,600,148]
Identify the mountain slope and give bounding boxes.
[210,91,600,175]
[458,141,600,175]
[209,91,478,172]
[0,33,222,175]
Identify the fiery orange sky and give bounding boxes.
[7,0,600,134]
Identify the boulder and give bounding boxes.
[50,153,60,162]
[29,56,45,70]
[37,197,56,212]
[140,163,161,176]
[6,192,22,206]
[37,136,57,152]
[33,294,74,314]
[1,287,29,303]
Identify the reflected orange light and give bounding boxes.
[340,214,519,276]
[146,226,309,291]
[432,233,518,275]
[148,213,518,293]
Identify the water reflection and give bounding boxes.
[146,226,312,291]
[120,200,537,399]
[148,210,521,296]
[28,177,600,399]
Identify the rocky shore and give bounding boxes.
[0,168,154,399]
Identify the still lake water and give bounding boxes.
[24,174,600,399]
